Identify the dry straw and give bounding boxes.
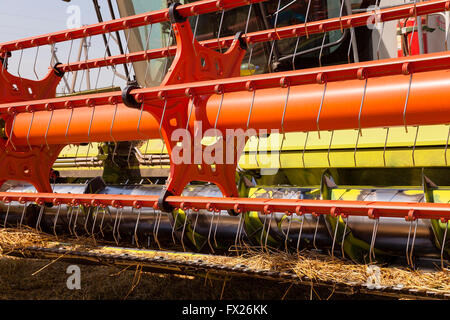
[1,228,449,294]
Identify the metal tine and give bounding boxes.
[109,102,120,167]
[405,219,413,266]
[17,49,24,83]
[376,22,386,60]
[267,0,282,72]
[1,51,7,76]
[171,210,180,245]
[95,33,112,90]
[186,96,195,132]
[153,208,163,250]
[66,38,74,73]
[358,77,368,137]
[259,211,268,249]
[238,211,247,249]
[83,207,91,234]
[353,130,361,167]
[143,24,153,87]
[35,204,45,232]
[284,214,292,253]
[354,77,368,166]
[67,205,75,236]
[123,27,133,82]
[161,24,174,81]
[99,207,107,238]
[191,210,200,249]
[77,38,90,92]
[65,103,75,145]
[53,204,61,238]
[90,206,100,239]
[318,32,327,68]
[44,107,54,150]
[116,207,124,242]
[245,3,253,37]
[26,109,35,152]
[339,0,345,32]
[180,209,190,252]
[133,207,141,248]
[18,202,27,229]
[246,88,259,167]
[191,13,200,57]
[369,218,380,264]
[441,220,449,269]
[73,206,81,239]
[383,127,390,167]
[444,126,450,166]
[50,43,55,66]
[327,130,334,167]
[403,72,413,133]
[412,126,419,166]
[275,0,297,15]
[158,98,169,169]
[264,212,274,252]
[33,47,40,80]
[292,36,300,70]
[302,132,309,168]
[74,144,81,169]
[208,210,216,253]
[85,99,97,163]
[112,207,120,245]
[214,91,225,131]
[7,111,18,151]
[233,211,243,251]
[213,210,222,248]
[217,9,225,54]
[312,214,320,250]
[296,215,305,256]
[247,43,254,74]
[408,219,418,269]
[279,81,290,169]
[127,141,135,169]
[316,76,327,139]
[3,201,11,228]
[407,0,418,57]
[347,21,355,63]
[341,216,349,259]
[331,216,340,258]
[304,0,312,39]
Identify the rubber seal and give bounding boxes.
[121,84,142,109]
[52,62,65,78]
[158,188,174,212]
[168,2,187,24]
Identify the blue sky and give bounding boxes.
[0,0,129,92]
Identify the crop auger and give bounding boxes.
[0,0,450,271]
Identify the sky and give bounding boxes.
[0,0,129,92]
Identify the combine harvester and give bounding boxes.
[1,0,450,299]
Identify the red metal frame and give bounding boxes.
[0,0,264,55]
[0,192,448,222]
[58,0,450,74]
[0,0,450,208]
[136,10,246,198]
[3,50,450,114]
[0,60,64,193]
